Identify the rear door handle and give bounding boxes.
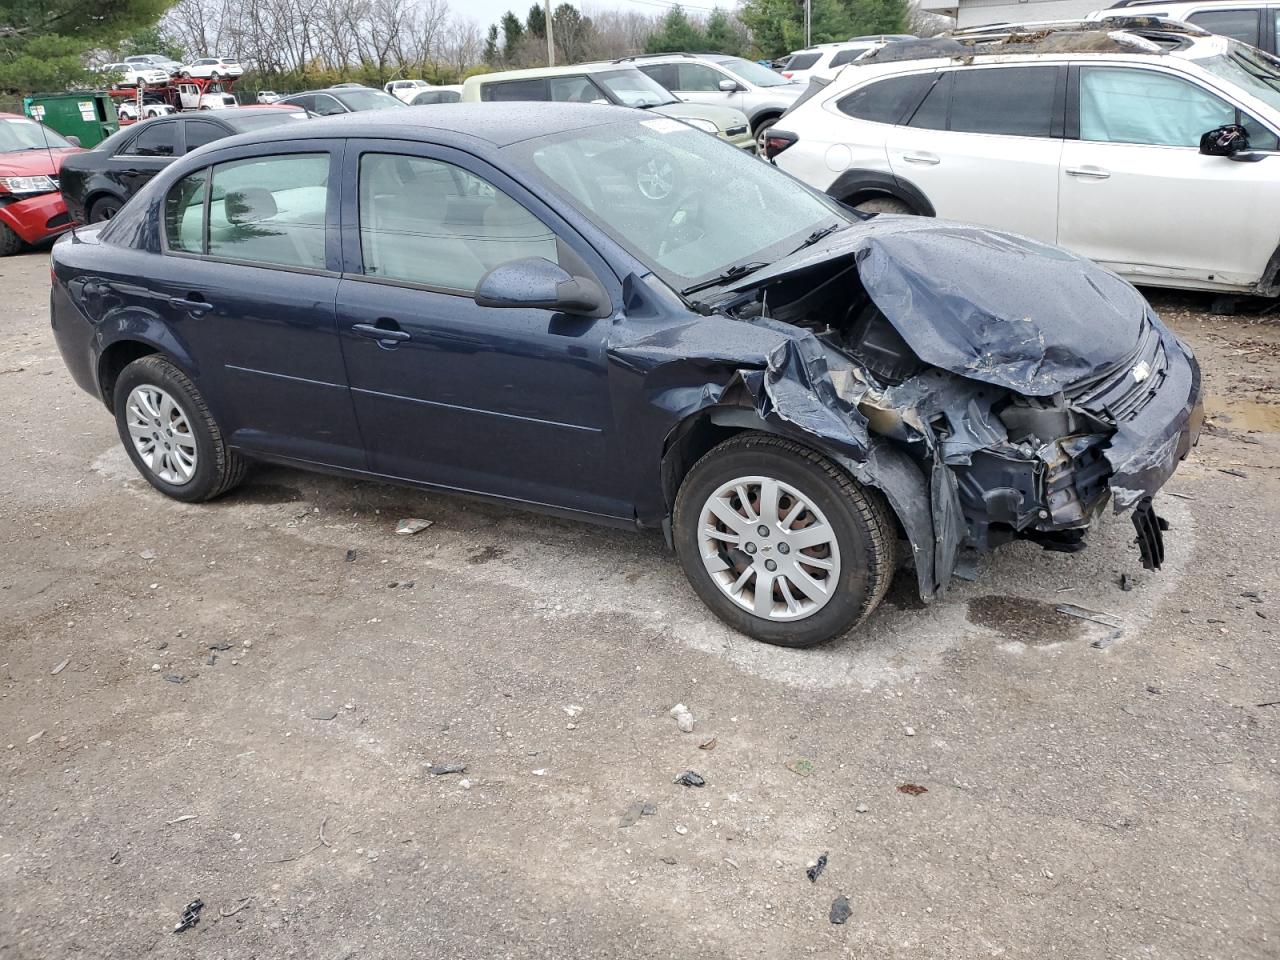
[169,296,212,315]
[902,153,940,165]
[1065,166,1111,180]
[352,323,410,343]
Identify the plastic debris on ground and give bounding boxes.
[395,518,433,535]
[1056,603,1124,629]
[829,895,851,925]
[428,762,466,776]
[807,852,828,883]
[669,703,695,733]
[173,899,204,933]
[898,783,928,796]
[619,801,658,828]
[786,758,814,777]
[673,770,706,788]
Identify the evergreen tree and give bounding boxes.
[526,3,546,39]
[644,5,705,54]
[1,0,174,91]
[483,24,501,66]
[500,10,525,59]
[704,9,743,56]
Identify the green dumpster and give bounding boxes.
[22,92,119,147]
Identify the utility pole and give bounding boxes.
[545,0,555,66]
[804,0,811,47]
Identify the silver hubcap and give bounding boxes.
[698,475,841,622]
[124,385,198,485]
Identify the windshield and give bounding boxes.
[509,117,847,291]
[1199,45,1280,114]
[339,89,406,110]
[594,68,678,107]
[0,117,74,152]
[719,57,792,88]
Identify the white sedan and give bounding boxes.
[179,57,245,80]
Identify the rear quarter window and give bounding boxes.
[482,78,550,101]
[1186,8,1262,46]
[837,73,935,124]
[787,53,821,71]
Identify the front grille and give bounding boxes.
[726,125,748,137]
[1070,323,1165,424]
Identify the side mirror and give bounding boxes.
[474,257,606,315]
[66,135,81,147]
[718,79,741,93]
[1200,123,1248,157]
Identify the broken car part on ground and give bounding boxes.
[49,104,1202,650]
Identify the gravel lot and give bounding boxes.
[1,248,1278,959]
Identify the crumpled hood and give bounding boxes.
[727,216,1149,397]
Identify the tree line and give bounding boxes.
[2,0,918,95]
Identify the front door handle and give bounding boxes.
[352,323,411,343]
[1065,166,1111,180]
[902,153,940,165]
[169,296,212,315]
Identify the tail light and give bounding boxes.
[782,71,793,79]
[762,129,798,161]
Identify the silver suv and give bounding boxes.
[622,53,807,149]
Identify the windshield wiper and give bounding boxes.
[789,222,845,255]
[681,260,769,296]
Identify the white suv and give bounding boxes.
[781,36,918,83]
[1089,1,1279,54]
[623,53,808,149]
[770,20,1280,296]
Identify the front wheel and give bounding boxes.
[673,433,896,647]
[113,355,248,502]
[0,223,22,257]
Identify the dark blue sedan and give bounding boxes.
[50,103,1202,646]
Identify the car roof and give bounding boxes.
[466,63,636,83]
[855,17,1224,67]
[214,102,639,149]
[214,107,307,128]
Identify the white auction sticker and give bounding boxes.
[641,117,688,134]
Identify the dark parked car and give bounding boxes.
[277,87,406,116]
[49,104,1202,647]
[58,108,310,223]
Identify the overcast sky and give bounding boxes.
[465,0,734,34]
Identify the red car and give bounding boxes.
[0,113,82,256]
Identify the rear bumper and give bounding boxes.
[0,192,73,245]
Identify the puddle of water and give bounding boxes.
[966,595,1084,646]
[1204,395,1280,432]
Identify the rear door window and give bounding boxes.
[949,66,1058,137]
[1186,8,1262,45]
[638,63,679,90]
[183,119,226,153]
[907,71,952,129]
[163,153,331,270]
[838,73,935,124]
[829,47,870,68]
[549,75,605,102]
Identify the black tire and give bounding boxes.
[88,196,123,223]
[673,432,896,648]
[113,355,248,503]
[0,223,22,257]
[853,196,915,216]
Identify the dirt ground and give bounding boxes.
[1,249,1277,959]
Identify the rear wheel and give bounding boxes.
[113,355,248,502]
[88,196,123,223]
[0,223,22,257]
[853,196,915,216]
[753,117,779,153]
[673,433,896,647]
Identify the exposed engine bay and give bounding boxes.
[618,217,1203,602]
